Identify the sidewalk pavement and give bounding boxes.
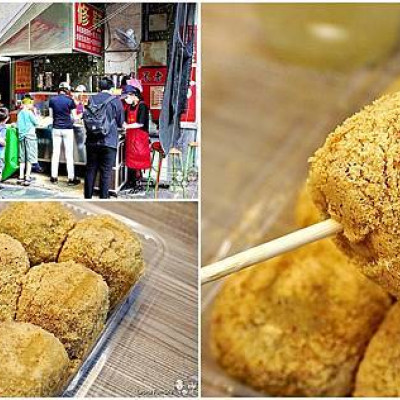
[1,173,198,199]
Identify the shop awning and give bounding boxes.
[0,3,74,57]
[0,3,27,33]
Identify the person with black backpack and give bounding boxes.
[83,78,125,199]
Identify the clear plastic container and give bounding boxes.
[0,202,166,397]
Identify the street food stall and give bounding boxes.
[0,2,199,197]
[27,89,128,193]
[0,3,129,191]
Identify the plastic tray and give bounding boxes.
[60,202,166,397]
[0,202,167,397]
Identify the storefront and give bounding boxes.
[0,2,198,197]
[0,57,10,107]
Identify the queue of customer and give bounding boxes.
[82,78,151,198]
[0,76,152,198]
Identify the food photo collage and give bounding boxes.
[0,2,198,397]
[2,1,400,399]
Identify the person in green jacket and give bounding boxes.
[16,97,38,186]
[0,107,8,181]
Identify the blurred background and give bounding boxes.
[202,3,400,396]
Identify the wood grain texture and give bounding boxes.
[201,219,342,284]
[73,202,198,397]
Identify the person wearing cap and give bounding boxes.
[74,85,87,119]
[21,94,43,174]
[48,82,80,186]
[83,77,125,199]
[122,85,151,190]
[16,97,38,186]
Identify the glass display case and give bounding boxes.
[27,92,96,166]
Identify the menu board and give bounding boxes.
[150,86,165,110]
[15,61,32,94]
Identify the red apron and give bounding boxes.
[124,102,151,170]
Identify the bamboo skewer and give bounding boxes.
[201,219,343,285]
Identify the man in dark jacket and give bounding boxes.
[84,78,124,199]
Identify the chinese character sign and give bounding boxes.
[139,67,167,86]
[15,61,32,94]
[138,67,167,121]
[74,3,104,57]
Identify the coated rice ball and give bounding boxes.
[16,261,109,360]
[0,233,30,321]
[0,202,76,265]
[294,183,322,228]
[354,302,400,396]
[59,215,144,308]
[210,241,391,396]
[0,321,69,397]
[308,91,400,297]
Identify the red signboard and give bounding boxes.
[138,66,167,121]
[15,61,32,94]
[73,3,104,57]
[180,66,197,124]
[139,67,167,86]
[138,65,197,123]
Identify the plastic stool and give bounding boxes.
[146,141,165,199]
[169,147,185,197]
[185,141,199,182]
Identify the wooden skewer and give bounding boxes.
[201,219,343,285]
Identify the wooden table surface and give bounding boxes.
[70,201,198,397]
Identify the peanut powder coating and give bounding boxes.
[16,261,109,360]
[0,202,76,266]
[59,215,145,308]
[308,91,400,297]
[295,183,323,228]
[0,234,30,321]
[210,240,391,397]
[0,322,69,397]
[354,302,400,396]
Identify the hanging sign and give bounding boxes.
[73,3,104,57]
[15,61,32,94]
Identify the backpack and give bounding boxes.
[83,95,116,137]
